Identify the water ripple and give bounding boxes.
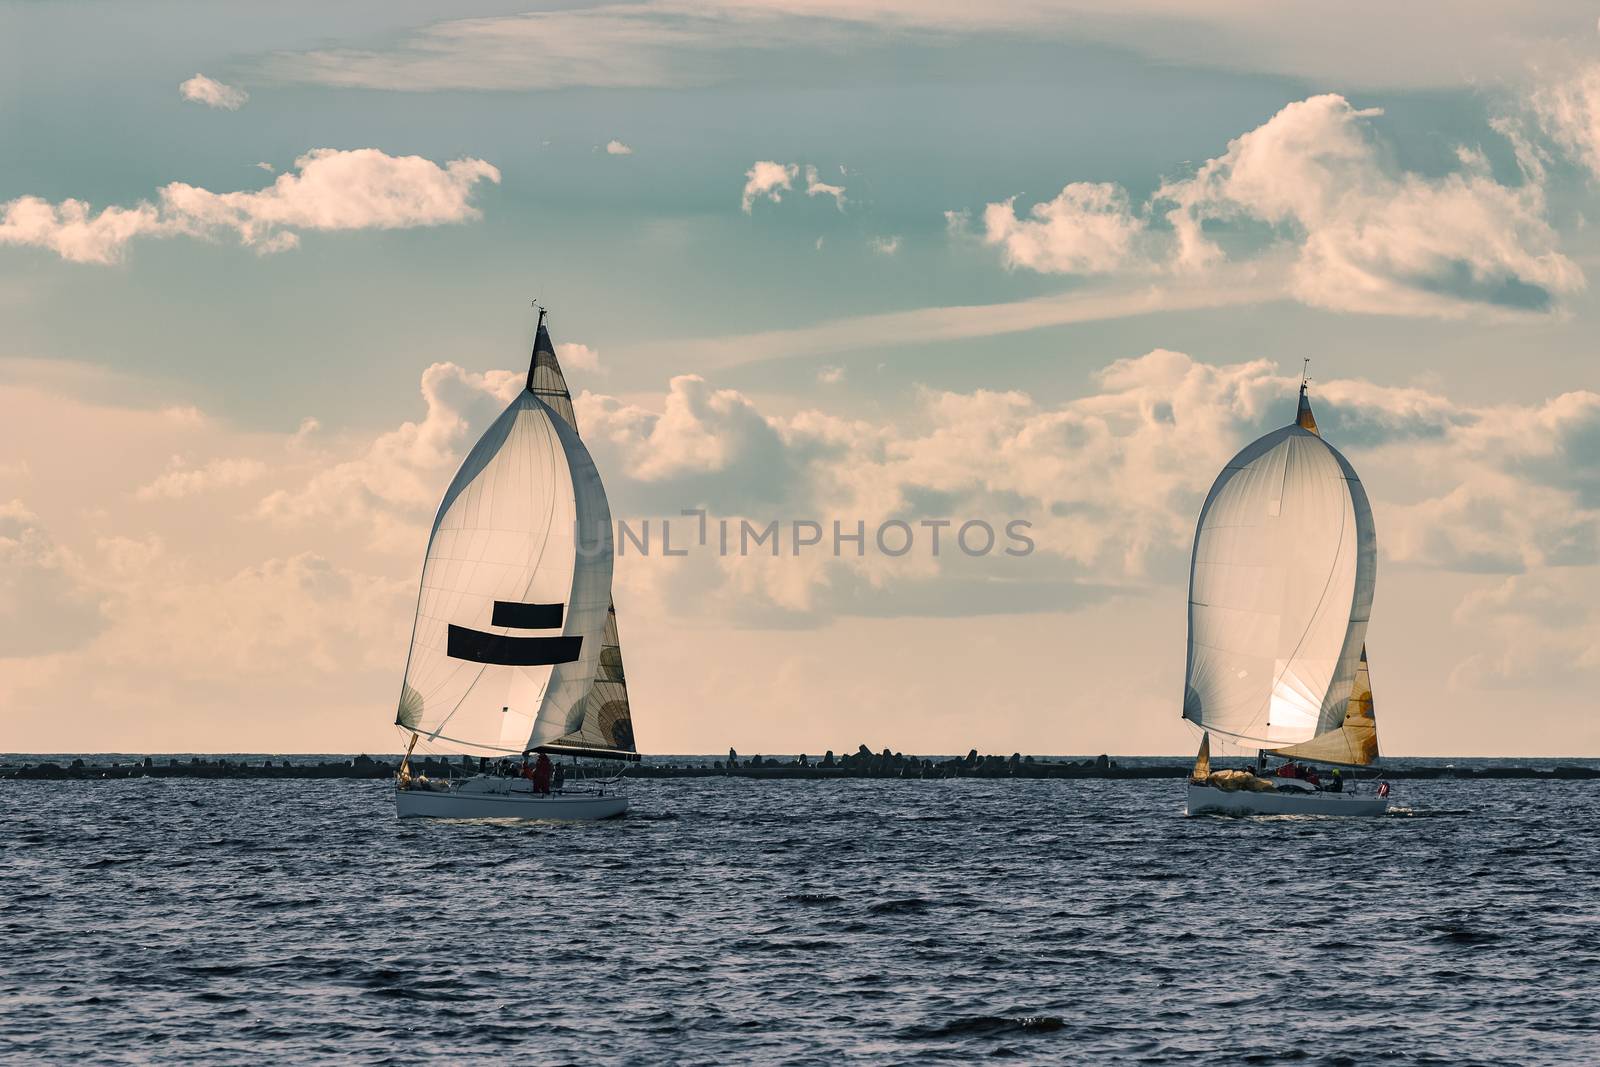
[1,775,1597,1063]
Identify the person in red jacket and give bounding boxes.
[529,752,554,795]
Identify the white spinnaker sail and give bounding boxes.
[395,389,614,756]
[1182,392,1375,749]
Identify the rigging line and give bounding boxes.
[1237,445,1352,740]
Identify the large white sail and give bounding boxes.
[394,331,615,757]
[1182,383,1378,760]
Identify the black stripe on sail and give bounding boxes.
[447,625,582,666]
[491,601,564,629]
[535,743,642,763]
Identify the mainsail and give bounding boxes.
[1181,380,1381,765]
[394,312,639,761]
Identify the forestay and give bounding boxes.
[1182,384,1380,761]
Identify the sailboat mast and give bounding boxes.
[526,303,547,393]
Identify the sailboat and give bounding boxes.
[392,309,639,820]
[1182,373,1390,816]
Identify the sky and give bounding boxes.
[2,1,1598,757]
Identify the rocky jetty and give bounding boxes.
[1,746,1596,782]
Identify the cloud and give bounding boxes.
[870,235,901,255]
[660,267,1276,370]
[581,374,794,492]
[581,352,1277,587]
[0,148,501,264]
[135,456,269,500]
[3,351,1595,753]
[255,161,275,172]
[1154,94,1583,317]
[803,165,846,209]
[1530,60,1600,181]
[94,550,412,680]
[966,94,1585,319]
[555,342,601,372]
[573,352,1600,623]
[742,161,846,214]
[1383,389,1600,572]
[605,139,634,155]
[0,500,105,656]
[179,73,248,110]
[256,361,520,550]
[264,2,1596,93]
[0,199,166,266]
[1450,574,1600,689]
[981,182,1145,274]
[817,365,845,385]
[741,161,797,213]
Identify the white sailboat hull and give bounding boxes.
[1186,782,1389,817]
[396,783,627,820]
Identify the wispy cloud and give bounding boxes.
[179,73,248,110]
[135,457,268,501]
[804,165,846,209]
[262,2,1592,92]
[869,235,901,256]
[0,499,104,656]
[658,267,1282,369]
[605,139,635,155]
[0,148,501,264]
[1530,59,1600,181]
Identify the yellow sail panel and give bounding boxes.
[1191,732,1211,783]
[1268,646,1379,765]
[1296,380,1319,434]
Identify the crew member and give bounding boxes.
[531,752,554,795]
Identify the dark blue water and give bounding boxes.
[3,772,1598,1064]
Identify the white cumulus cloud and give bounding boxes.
[256,361,521,550]
[0,149,502,264]
[741,161,798,213]
[982,182,1145,274]
[966,93,1586,319]
[605,139,634,155]
[179,73,248,110]
[1155,94,1583,317]
[556,342,601,372]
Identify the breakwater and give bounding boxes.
[4,746,1598,781]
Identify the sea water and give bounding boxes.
[3,767,1598,1063]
